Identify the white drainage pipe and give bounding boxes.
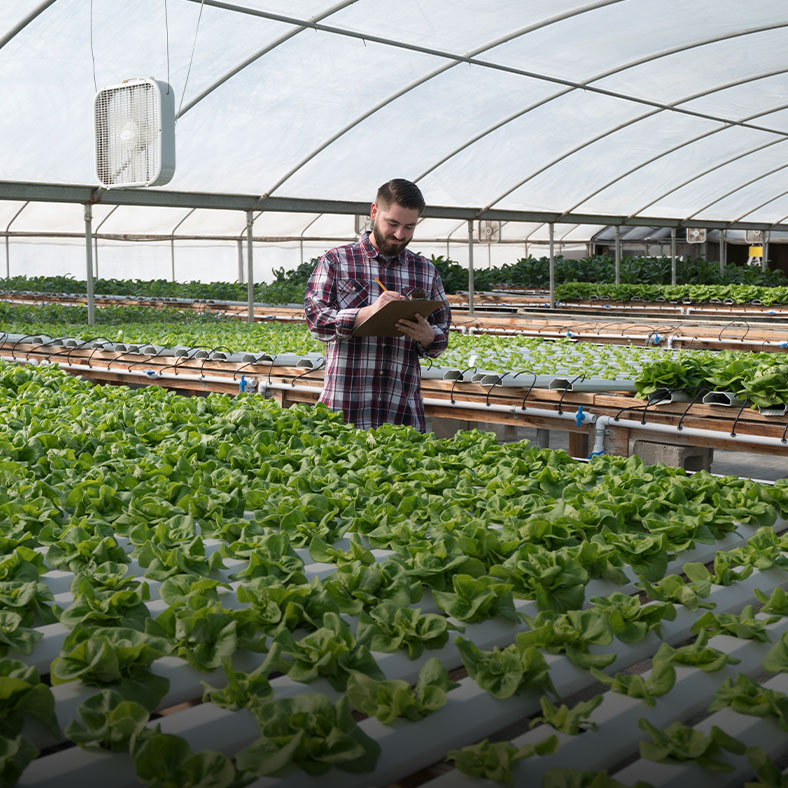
[592,413,787,455]
[422,396,595,425]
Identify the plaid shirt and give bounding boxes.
[304,231,451,430]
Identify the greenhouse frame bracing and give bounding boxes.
[3,0,788,265]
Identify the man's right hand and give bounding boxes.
[354,290,404,327]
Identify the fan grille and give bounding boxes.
[95,82,161,186]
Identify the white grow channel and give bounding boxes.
[16,510,788,788]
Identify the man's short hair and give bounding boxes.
[376,179,425,214]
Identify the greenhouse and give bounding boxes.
[2,2,788,787]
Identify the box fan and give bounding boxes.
[94,78,175,188]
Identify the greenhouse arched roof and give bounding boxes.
[3,0,788,246]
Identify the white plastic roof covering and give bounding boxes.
[3,0,788,248]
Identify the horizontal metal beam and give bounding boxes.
[0,180,785,232]
[1,231,353,243]
[0,231,544,245]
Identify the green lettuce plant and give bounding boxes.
[236,693,380,777]
[50,626,171,710]
[446,734,558,786]
[345,657,458,724]
[65,689,152,753]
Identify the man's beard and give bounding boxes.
[371,223,408,257]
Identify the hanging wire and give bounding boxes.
[232,356,263,381]
[158,345,210,375]
[29,339,73,366]
[612,393,671,423]
[89,0,97,92]
[266,355,278,385]
[730,397,750,438]
[63,339,95,367]
[11,335,44,362]
[484,378,500,407]
[718,319,750,342]
[676,387,709,431]
[557,374,584,415]
[291,358,326,387]
[506,371,536,411]
[164,0,171,92]
[178,0,206,120]
[87,339,114,367]
[106,347,141,372]
[199,345,234,378]
[450,367,476,405]
[127,345,170,372]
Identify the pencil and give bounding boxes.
[375,278,388,291]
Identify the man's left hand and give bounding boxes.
[395,314,434,347]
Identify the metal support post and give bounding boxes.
[94,204,119,283]
[614,225,621,285]
[4,201,29,279]
[720,230,726,278]
[246,211,254,324]
[167,209,194,285]
[237,239,244,284]
[549,223,555,309]
[763,237,769,271]
[84,204,95,326]
[670,228,677,286]
[297,214,320,271]
[467,220,475,316]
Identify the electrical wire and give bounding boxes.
[177,0,206,121]
[164,0,171,92]
[89,0,97,92]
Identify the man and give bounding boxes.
[304,178,451,431]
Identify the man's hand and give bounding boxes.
[395,313,434,347]
[353,290,404,327]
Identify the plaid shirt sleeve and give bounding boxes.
[418,266,451,359]
[304,251,358,341]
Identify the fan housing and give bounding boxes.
[95,78,175,188]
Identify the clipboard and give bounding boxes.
[352,299,444,337]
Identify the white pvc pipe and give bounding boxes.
[592,413,788,455]
[422,395,595,424]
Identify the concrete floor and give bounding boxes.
[707,447,788,483]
